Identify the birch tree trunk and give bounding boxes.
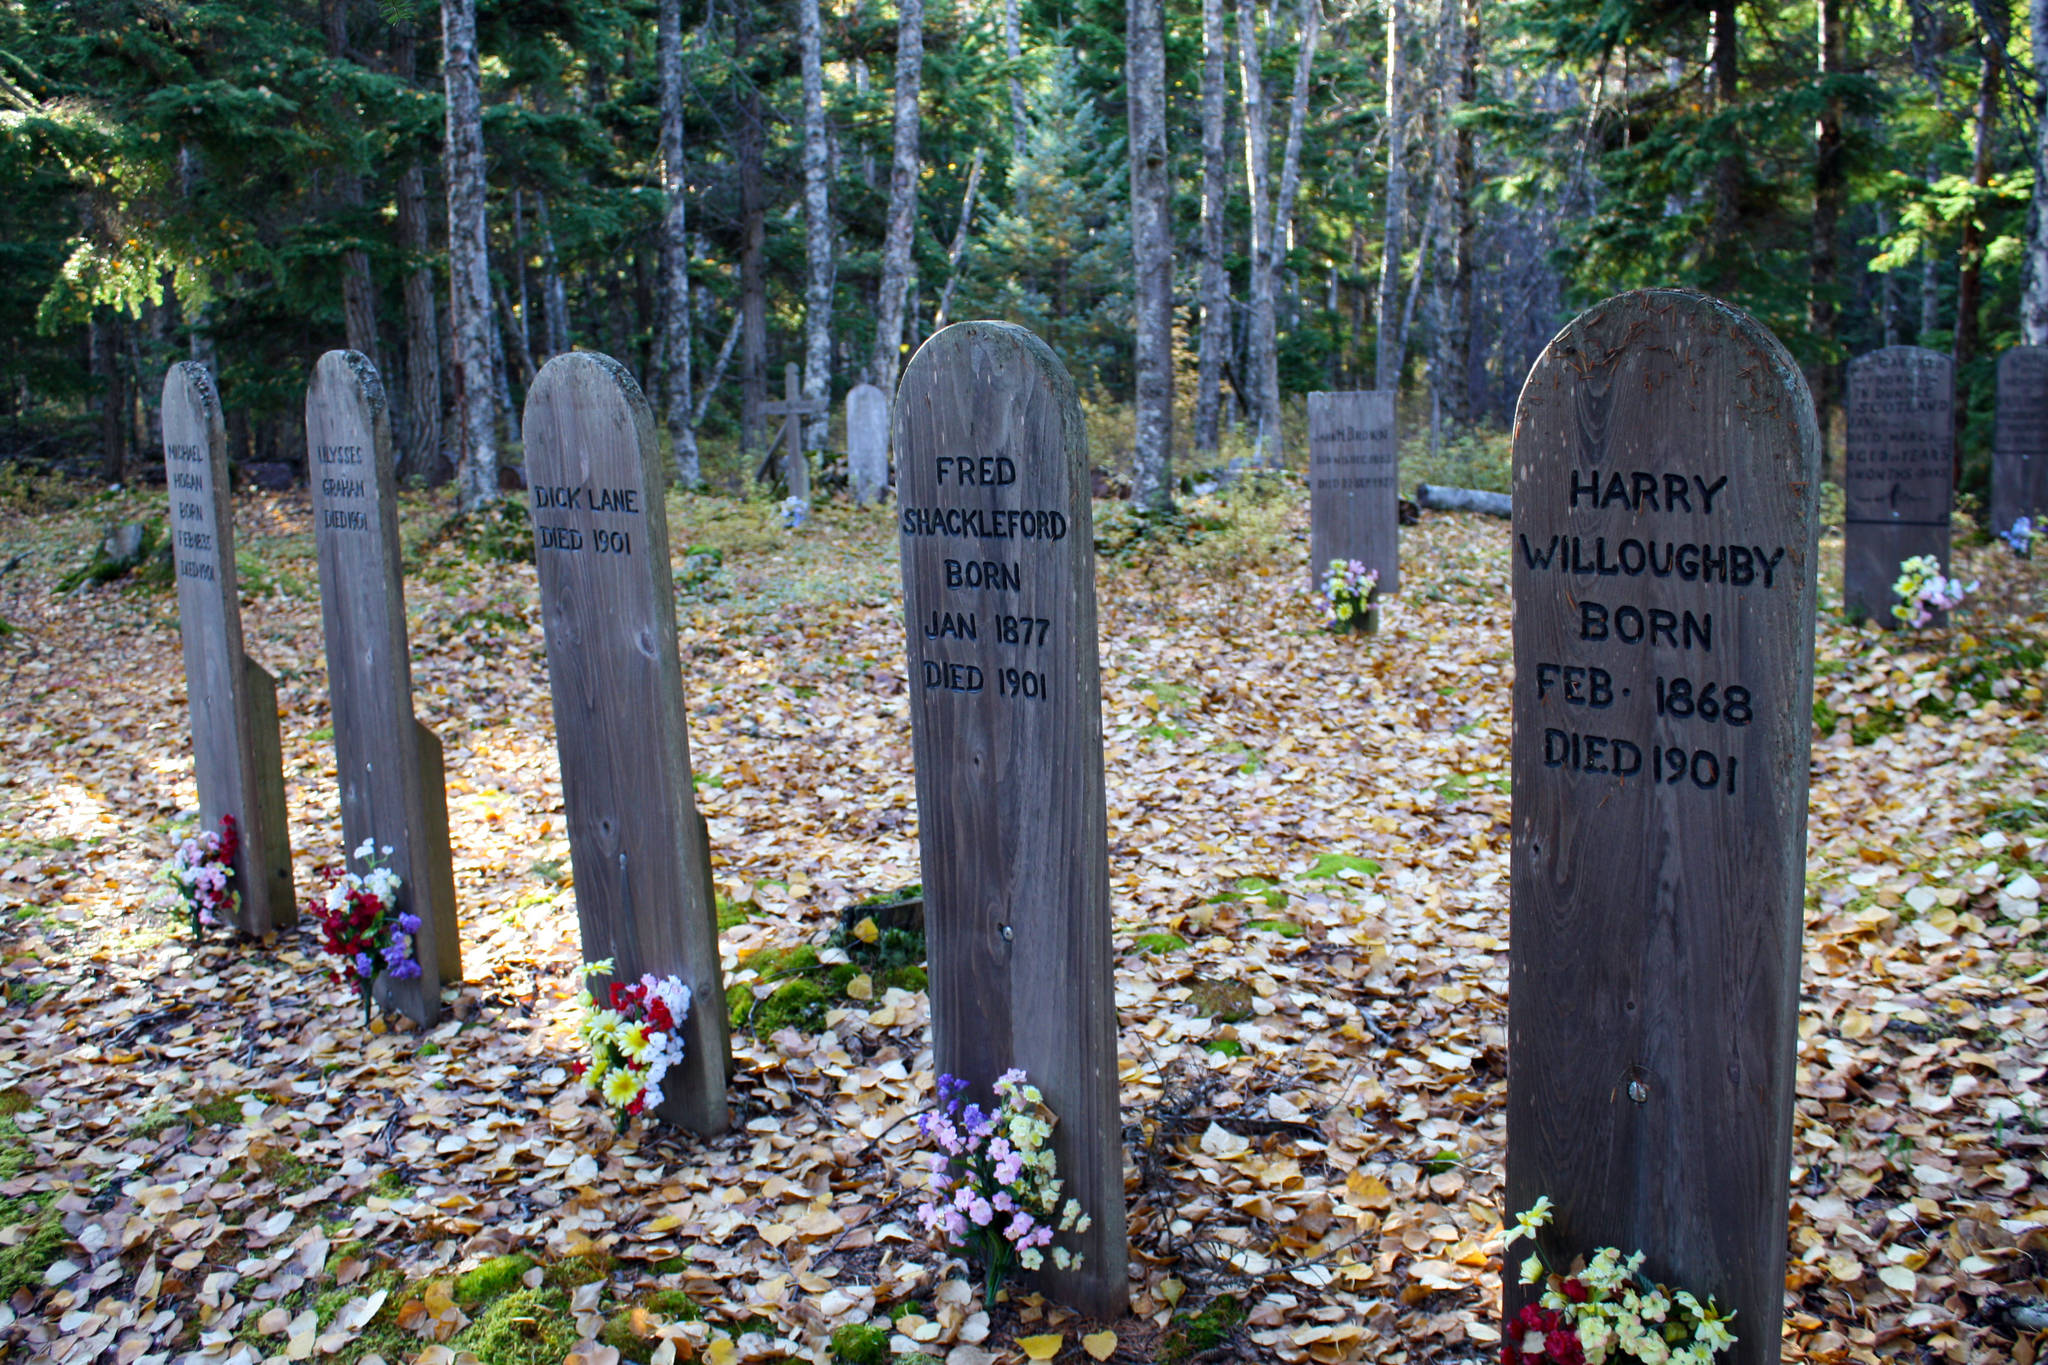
[1375,0,1408,393]
[2024,0,2048,344]
[1004,0,1028,184]
[1954,12,2003,387]
[1444,0,1478,426]
[738,3,768,457]
[1238,2,1278,465]
[1194,0,1230,452]
[800,0,835,454]
[442,0,497,509]
[1129,0,1174,513]
[658,0,700,484]
[1809,0,1844,475]
[536,191,570,358]
[871,0,924,398]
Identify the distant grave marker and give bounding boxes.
[305,350,462,1024]
[523,352,730,1136]
[1308,391,1400,595]
[895,321,1128,1317]
[1993,346,2048,540]
[1843,346,1953,626]
[756,362,828,505]
[1507,290,1819,1364]
[847,383,890,505]
[161,363,295,935]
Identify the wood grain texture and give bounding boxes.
[1843,347,1953,626]
[523,351,731,1137]
[847,383,890,505]
[306,350,462,1024]
[894,321,1128,1318]
[162,362,294,935]
[1506,291,1819,1364]
[1993,346,2048,538]
[1307,391,1400,594]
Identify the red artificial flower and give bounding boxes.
[567,1060,586,1079]
[1562,1279,1588,1303]
[645,999,674,1032]
[1545,1330,1584,1365]
[1502,1345,1520,1365]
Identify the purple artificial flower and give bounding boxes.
[353,951,375,978]
[397,912,422,935]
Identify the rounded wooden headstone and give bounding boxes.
[894,321,1128,1317]
[1307,391,1400,595]
[162,362,295,935]
[306,351,463,1024]
[1843,346,1953,626]
[1507,291,1819,1362]
[1993,346,2048,540]
[522,352,731,1137]
[847,383,890,505]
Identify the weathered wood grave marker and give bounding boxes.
[755,362,828,505]
[1307,390,1400,597]
[847,382,890,505]
[1993,346,2048,541]
[161,363,295,935]
[1507,291,1819,1364]
[1843,346,1953,625]
[305,351,463,1023]
[895,321,1128,1316]
[523,352,731,1135]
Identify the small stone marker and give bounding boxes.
[161,363,295,934]
[1843,347,1953,626]
[523,352,731,1136]
[847,383,890,505]
[305,351,462,1024]
[1307,391,1400,595]
[1507,290,1819,1364]
[1993,346,2048,540]
[896,321,1128,1317]
[756,362,828,504]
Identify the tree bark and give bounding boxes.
[442,0,497,509]
[1239,3,1277,464]
[1710,0,1741,286]
[1444,0,1478,426]
[1954,8,2004,384]
[1004,0,1029,182]
[933,146,986,331]
[91,310,127,484]
[2023,0,2048,344]
[1809,0,1844,476]
[1195,0,1230,452]
[327,0,381,369]
[536,190,570,358]
[1129,0,1174,513]
[800,0,835,454]
[658,0,701,484]
[737,1,768,456]
[1375,0,1408,392]
[392,21,444,483]
[872,0,925,398]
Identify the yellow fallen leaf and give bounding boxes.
[1345,1170,1392,1209]
[1083,1329,1118,1360]
[845,973,874,1001]
[853,916,879,944]
[1877,1264,1916,1293]
[1019,1333,1065,1360]
[707,1337,738,1365]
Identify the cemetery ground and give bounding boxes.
[0,464,2044,1365]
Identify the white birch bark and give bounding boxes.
[2025,0,2048,344]
[1004,0,1029,179]
[800,0,835,452]
[872,0,925,398]
[1129,0,1174,511]
[658,0,701,484]
[1238,1,1278,465]
[1375,0,1408,393]
[1195,0,1230,453]
[442,0,497,509]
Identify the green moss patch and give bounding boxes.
[1158,1294,1245,1365]
[831,1321,891,1364]
[0,1205,63,1302]
[1133,931,1188,955]
[1187,979,1256,1023]
[450,1287,576,1365]
[456,1253,537,1306]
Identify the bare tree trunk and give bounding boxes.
[392,20,444,483]
[1004,0,1028,184]
[442,0,497,509]
[1238,3,1277,464]
[1709,0,1741,287]
[800,0,835,454]
[2023,0,2048,344]
[1954,8,2003,380]
[658,0,701,484]
[1875,201,1900,348]
[1809,0,1844,477]
[326,0,381,368]
[494,278,535,387]
[872,0,925,398]
[1195,0,1230,452]
[1129,0,1174,512]
[737,2,768,456]
[91,311,127,484]
[933,146,986,331]
[1375,0,1408,393]
[1444,0,1478,426]
[536,191,570,358]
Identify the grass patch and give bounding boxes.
[716,893,756,931]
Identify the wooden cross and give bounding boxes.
[756,363,829,500]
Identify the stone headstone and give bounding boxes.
[1993,346,2048,540]
[895,321,1128,1318]
[1844,347,1953,626]
[522,351,731,1136]
[162,363,295,935]
[306,351,463,1025]
[1308,391,1400,595]
[847,383,890,505]
[1507,290,1819,1363]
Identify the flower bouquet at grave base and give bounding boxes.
[162,814,238,940]
[570,959,691,1133]
[1321,558,1380,635]
[2003,516,2042,559]
[307,839,422,1027]
[1891,554,1976,629]
[913,1068,1090,1310]
[1499,1198,1737,1365]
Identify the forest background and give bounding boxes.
[0,0,2040,508]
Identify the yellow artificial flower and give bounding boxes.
[603,1067,642,1108]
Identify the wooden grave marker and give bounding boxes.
[847,382,890,505]
[1993,346,2048,541]
[755,362,829,504]
[306,350,462,1023]
[523,352,731,1136]
[1843,346,1953,626]
[895,320,1128,1317]
[162,362,295,935]
[1506,291,1819,1364]
[1307,391,1400,596]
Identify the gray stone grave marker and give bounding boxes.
[161,363,295,935]
[1993,346,2048,541]
[306,350,462,1024]
[1506,291,1819,1364]
[847,383,890,505]
[895,320,1128,1317]
[523,351,730,1136]
[1308,391,1400,595]
[1844,346,1953,626]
